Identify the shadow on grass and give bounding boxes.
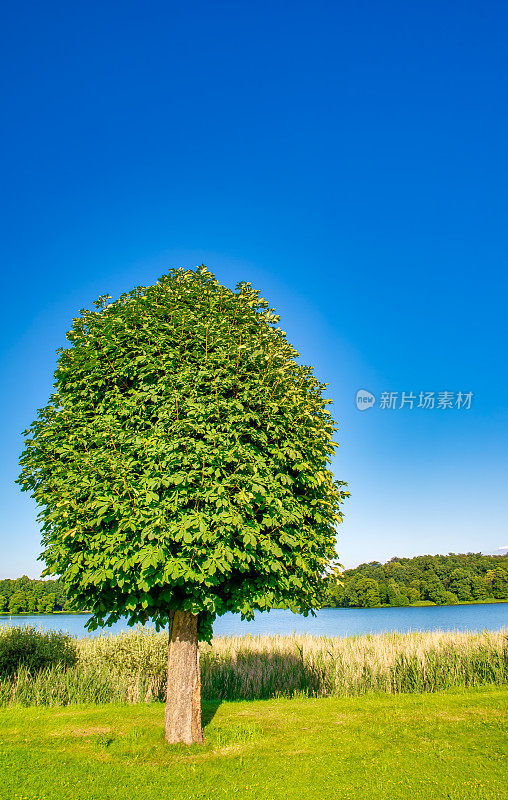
[201,650,314,702]
[201,700,221,728]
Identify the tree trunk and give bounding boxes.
[165,610,204,744]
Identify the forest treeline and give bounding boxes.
[0,576,72,614]
[324,552,508,608]
[1,553,507,614]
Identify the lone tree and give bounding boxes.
[18,266,348,743]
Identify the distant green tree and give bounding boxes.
[355,578,381,608]
[44,594,56,613]
[386,579,409,606]
[485,568,508,599]
[9,592,26,614]
[323,577,345,607]
[470,575,488,601]
[0,595,6,613]
[343,581,359,608]
[423,572,447,605]
[36,597,47,613]
[377,582,389,604]
[448,569,473,602]
[385,560,406,584]
[27,594,37,613]
[405,586,420,604]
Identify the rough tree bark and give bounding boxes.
[165,610,204,744]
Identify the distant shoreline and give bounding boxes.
[0,610,91,616]
[1,598,507,618]
[337,598,508,609]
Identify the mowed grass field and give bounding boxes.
[1,687,506,800]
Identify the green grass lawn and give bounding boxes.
[1,687,506,800]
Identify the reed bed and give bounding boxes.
[0,628,506,707]
[200,630,508,699]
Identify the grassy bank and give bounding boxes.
[1,628,506,706]
[1,687,506,800]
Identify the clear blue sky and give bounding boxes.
[1,0,507,578]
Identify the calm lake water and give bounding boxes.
[1,603,506,638]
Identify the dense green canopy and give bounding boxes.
[18,267,348,639]
[324,552,508,608]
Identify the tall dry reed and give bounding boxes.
[1,628,506,706]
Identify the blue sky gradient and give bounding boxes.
[1,0,507,577]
